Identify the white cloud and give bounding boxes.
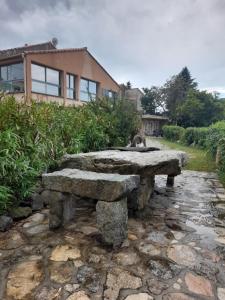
[0,0,225,92]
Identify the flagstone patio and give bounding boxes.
[0,171,225,300]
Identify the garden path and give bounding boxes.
[0,141,225,299]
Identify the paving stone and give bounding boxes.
[124,293,153,300]
[215,237,225,245]
[185,272,213,297]
[146,230,172,245]
[66,290,90,300]
[218,288,225,300]
[104,268,142,300]
[64,284,80,293]
[128,232,138,240]
[35,286,62,300]
[114,250,140,266]
[24,224,49,236]
[73,259,85,268]
[0,230,25,250]
[6,256,43,299]
[162,293,197,300]
[171,231,185,240]
[76,265,102,293]
[80,225,98,235]
[148,257,182,280]
[167,245,198,267]
[137,242,161,256]
[88,254,103,264]
[27,212,45,223]
[50,244,81,261]
[173,283,181,290]
[147,278,169,295]
[49,261,74,283]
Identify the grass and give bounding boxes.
[155,138,216,172]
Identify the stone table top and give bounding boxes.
[60,150,188,177]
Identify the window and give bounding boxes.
[80,78,97,101]
[102,89,117,99]
[31,63,61,96]
[0,63,24,93]
[66,74,75,99]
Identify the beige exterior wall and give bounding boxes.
[0,49,120,105]
[25,50,120,104]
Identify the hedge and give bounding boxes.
[162,125,185,142]
[162,122,225,183]
[0,95,140,213]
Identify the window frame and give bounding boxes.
[80,77,97,102]
[66,73,76,100]
[0,62,24,93]
[102,88,117,100]
[31,62,61,97]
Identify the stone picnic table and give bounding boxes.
[41,149,187,246]
[60,149,187,210]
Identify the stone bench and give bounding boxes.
[42,168,140,246]
[59,150,187,210]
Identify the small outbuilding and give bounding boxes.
[142,114,169,136]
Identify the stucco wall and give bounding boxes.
[25,50,120,104]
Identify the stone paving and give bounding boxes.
[1,170,225,300]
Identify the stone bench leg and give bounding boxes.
[167,175,175,187]
[96,198,128,247]
[48,191,76,229]
[128,176,155,211]
[49,191,63,229]
[138,176,155,209]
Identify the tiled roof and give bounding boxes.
[0,41,56,60]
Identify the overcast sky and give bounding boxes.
[1,0,225,96]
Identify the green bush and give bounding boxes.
[207,121,225,157]
[162,122,225,186]
[0,95,140,213]
[162,125,185,142]
[181,127,209,148]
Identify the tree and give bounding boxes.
[141,86,166,114]
[141,88,156,114]
[164,67,197,123]
[176,90,224,127]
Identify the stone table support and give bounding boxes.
[96,197,128,246]
[42,168,139,246]
[166,175,175,187]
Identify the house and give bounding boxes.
[120,85,144,113]
[142,114,169,136]
[0,40,120,105]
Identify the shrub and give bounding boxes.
[0,96,140,211]
[207,121,225,157]
[181,127,209,148]
[162,125,185,142]
[0,186,13,214]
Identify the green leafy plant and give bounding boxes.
[0,186,13,214]
[0,96,140,212]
